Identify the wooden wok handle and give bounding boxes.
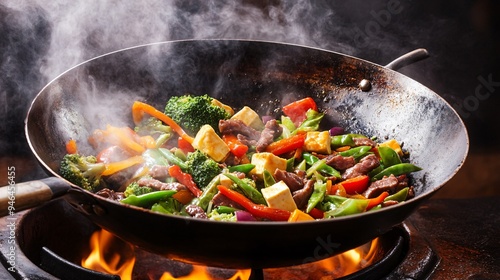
[385,48,429,71]
[0,177,71,216]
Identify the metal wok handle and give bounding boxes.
[0,177,71,216]
[359,48,430,91]
[385,48,429,71]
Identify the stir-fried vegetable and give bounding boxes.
[59,95,422,222]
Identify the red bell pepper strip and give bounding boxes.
[266,133,306,156]
[168,165,202,197]
[308,207,325,219]
[366,191,389,210]
[132,101,194,144]
[217,185,291,221]
[178,137,195,153]
[333,175,370,195]
[282,97,318,126]
[222,134,248,158]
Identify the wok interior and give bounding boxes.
[25,40,468,267]
[28,40,467,199]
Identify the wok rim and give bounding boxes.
[24,38,470,225]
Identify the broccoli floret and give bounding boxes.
[134,117,172,147]
[60,154,105,192]
[164,94,231,135]
[185,150,222,189]
[123,181,153,197]
[207,210,237,222]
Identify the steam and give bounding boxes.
[1,0,358,156]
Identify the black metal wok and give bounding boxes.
[1,40,468,269]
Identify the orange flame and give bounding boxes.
[82,229,380,280]
[81,229,136,280]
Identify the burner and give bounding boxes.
[1,197,499,279]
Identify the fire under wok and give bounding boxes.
[3,40,468,268]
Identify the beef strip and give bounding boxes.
[137,177,187,192]
[274,169,305,192]
[148,165,170,181]
[363,174,412,199]
[184,205,207,219]
[363,174,399,198]
[219,119,261,141]
[255,119,282,152]
[292,179,315,210]
[342,154,380,180]
[211,192,244,209]
[324,154,356,170]
[353,137,377,147]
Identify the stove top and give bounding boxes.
[0,196,498,279]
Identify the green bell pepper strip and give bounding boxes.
[228,164,256,174]
[158,148,188,170]
[293,110,324,134]
[378,146,401,168]
[192,175,221,211]
[142,149,169,167]
[286,158,295,172]
[121,190,177,208]
[263,169,276,188]
[281,115,297,133]
[371,163,422,181]
[324,198,369,218]
[296,159,307,172]
[384,187,409,202]
[306,180,327,213]
[224,173,267,205]
[324,195,348,207]
[339,145,372,159]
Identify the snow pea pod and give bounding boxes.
[331,134,355,147]
[224,173,267,205]
[228,163,255,174]
[263,170,276,188]
[384,187,409,202]
[303,153,341,178]
[371,163,422,181]
[121,190,177,208]
[306,181,327,213]
[193,175,221,211]
[158,148,188,170]
[378,146,401,167]
[339,145,371,160]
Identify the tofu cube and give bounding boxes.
[230,106,265,130]
[250,152,287,178]
[261,181,297,212]
[216,174,234,188]
[211,98,234,116]
[192,125,230,162]
[304,131,331,154]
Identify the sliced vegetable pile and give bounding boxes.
[60,94,421,222]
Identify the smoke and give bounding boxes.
[1,0,358,156]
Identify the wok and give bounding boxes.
[0,40,468,268]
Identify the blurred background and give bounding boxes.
[1,0,499,198]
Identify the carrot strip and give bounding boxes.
[366,191,389,210]
[132,101,194,144]
[106,125,145,154]
[65,139,78,154]
[102,156,144,176]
